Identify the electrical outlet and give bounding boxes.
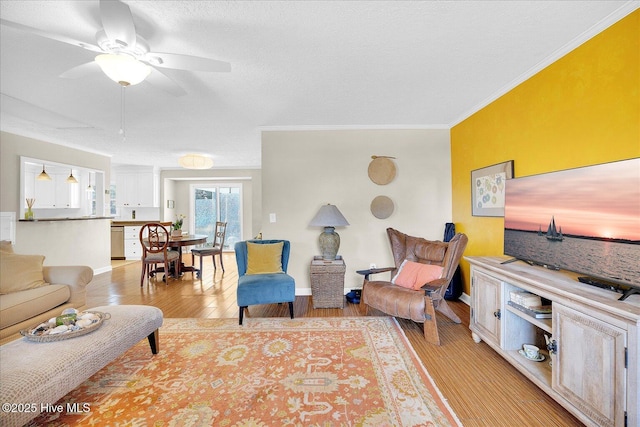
[369,263,376,269]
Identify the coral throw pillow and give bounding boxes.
[392,260,444,290]
[0,252,47,294]
[246,242,284,275]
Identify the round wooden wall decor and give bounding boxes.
[368,156,396,185]
[370,195,394,219]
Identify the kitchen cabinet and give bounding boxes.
[124,225,143,260]
[24,171,79,209]
[467,256,638,427]
[114,168,159,208]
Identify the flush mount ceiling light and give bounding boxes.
[179,154,214,170]
[37,164,52,181]
[95,53,151,86]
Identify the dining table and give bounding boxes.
[168,233,208,277]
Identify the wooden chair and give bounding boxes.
[358,228,468,345]
[139,223,180,286]
[191,221,227,278]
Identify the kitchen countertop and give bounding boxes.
[111,220,171,226]
[19,216,113,222]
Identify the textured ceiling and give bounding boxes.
[0,1,637,168]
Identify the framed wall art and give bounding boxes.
[471,160,514,217]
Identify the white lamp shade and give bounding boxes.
[95,54,151,86]
[179,154,214,169]
[309,204,349,227]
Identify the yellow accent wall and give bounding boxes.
[451,10,640,295]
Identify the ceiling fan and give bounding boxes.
[0,0,231,96]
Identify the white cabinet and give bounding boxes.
[25,171,79,209]
[114,168,158,208]
[35,177,56,208]
[468,256,638,427]
[53,172,80,208]
[124,226,142,259]
[470,269,502,347]
[553,303,626,427]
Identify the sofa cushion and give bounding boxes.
[245,241,284,275]
[0,285,71,329]
[0,253,48,294]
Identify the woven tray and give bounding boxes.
[20,311,110,343]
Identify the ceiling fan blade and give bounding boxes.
[99,0,137,49]
[144,52,231,72]
[145,68,187,97]
[0,19,101,53]
[59,61,101,79]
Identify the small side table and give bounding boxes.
[310,256,346,308]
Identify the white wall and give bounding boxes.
[1,132,112,272]
[261,129,452,294]
[14,219,111,273]
[0,132,111,213]
[160,168,261,240]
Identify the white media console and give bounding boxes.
[466,256,639,427]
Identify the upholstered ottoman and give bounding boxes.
[0,305,163,427]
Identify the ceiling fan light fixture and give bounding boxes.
[37,164,52,181]
[95,53,151,86]
[179,154,214,170]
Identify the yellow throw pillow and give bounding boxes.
[246,241,284,275]
[0,252,48,294]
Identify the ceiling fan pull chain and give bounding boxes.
[120,84,126,142]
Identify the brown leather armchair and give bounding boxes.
[359,228,468,345]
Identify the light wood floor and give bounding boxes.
[89,253,583,426]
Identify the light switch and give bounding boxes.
[269,213,277,223]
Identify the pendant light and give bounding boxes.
[66,169,78,184]
[37,164,52,181]
[86,172,95,193]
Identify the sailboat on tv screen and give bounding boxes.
[545,216,564,241]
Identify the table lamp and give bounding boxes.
[309,204,349,260]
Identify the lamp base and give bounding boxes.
[318,227,340,260]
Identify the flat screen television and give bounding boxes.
[503,158,640,301]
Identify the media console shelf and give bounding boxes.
[466,256,639,427]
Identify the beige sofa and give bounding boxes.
[0,241,93,343]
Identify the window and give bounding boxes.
[191,184,242,250]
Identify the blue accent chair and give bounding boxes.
[235,239,295,325]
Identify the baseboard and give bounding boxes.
[93,265,112,275]
[296,289,472,304]
[458,292,470,305]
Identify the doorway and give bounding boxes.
[190,184,242,250]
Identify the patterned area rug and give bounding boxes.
[29,317,461,426]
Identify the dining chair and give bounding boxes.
[139,223,180,286]
[191,221,227,278]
